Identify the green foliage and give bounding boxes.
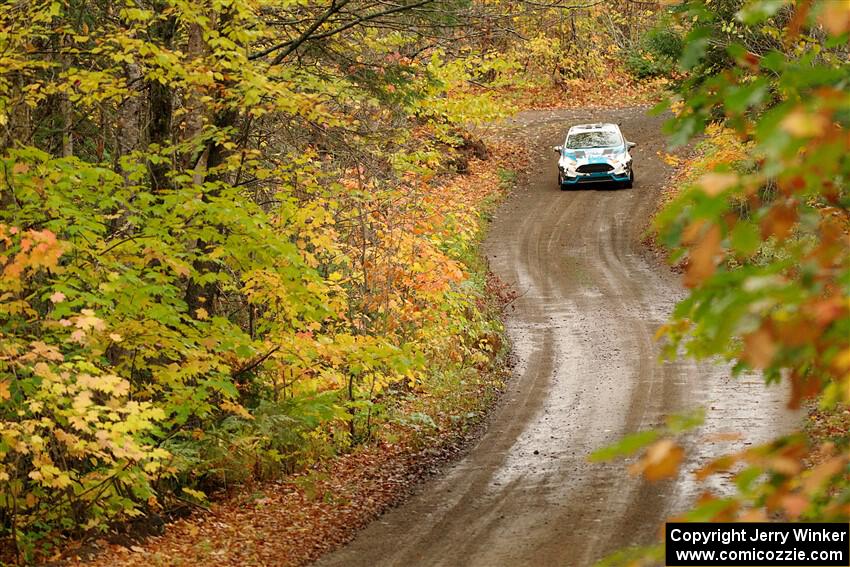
[660,0,850,403]
[599,6,850,563]
[0,224,169,558]
[653,0,850,539]
[0,0,514,559]
[625,20,684,79]
[590,430,660,462]
[496,3,665,88]
[590,409,704,462]
[594,544,664,567]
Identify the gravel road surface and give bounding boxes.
[315,107,795,567]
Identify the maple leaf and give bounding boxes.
[818,0,850,37]
[780,108,828,137]
[741,326,776,370]
[697,172,737,196]
[780,494,809,520]
[803,456,846,496]
[70,329,87,343]
[29,341,64,362]
[684,224,721,288]
[74,309,106,331]
[630,439,684,481]
[760,200,798,241]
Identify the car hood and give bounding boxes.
[560,145,627,167]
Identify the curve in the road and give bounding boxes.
[314,107,795,567]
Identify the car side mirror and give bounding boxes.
[627,141,637,149]
[553,145,562,154]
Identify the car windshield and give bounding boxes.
[565,130,621,149]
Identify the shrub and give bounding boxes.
[0,224,169,557]
[626,27,684,79]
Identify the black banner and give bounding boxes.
[666,522,850,566]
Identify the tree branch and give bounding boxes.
[250,0,353,62]
[251,0,436,65]
[298,0,435,46]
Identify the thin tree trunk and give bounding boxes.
[61,36,73,158]
[147,8,176,191]
[182,21,208,184]
[184,9,237,318]
[116,63,142,177]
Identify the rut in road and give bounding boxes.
[314,107,796,567]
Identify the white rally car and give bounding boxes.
[554,123,636,189]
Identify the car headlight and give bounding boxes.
[611,154,631,170]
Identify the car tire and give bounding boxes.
[624,170,634,189]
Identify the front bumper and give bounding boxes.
[559,156,632,185]
[561,171,631,185]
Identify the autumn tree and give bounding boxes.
[0,0,518,559]
[599,1,849,561]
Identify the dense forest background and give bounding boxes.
[1,0,848,564]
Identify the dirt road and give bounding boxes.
[315,107,795,567]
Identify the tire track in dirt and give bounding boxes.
[314,107,796,567]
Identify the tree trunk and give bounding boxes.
[183,10,238,318]
[147,9,176,191]
[61,35,73,158]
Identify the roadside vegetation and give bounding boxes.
[0,0,670,563]
[603,0,850,562]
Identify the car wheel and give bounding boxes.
[624,170,634,189]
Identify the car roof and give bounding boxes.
[567,123,621,134]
